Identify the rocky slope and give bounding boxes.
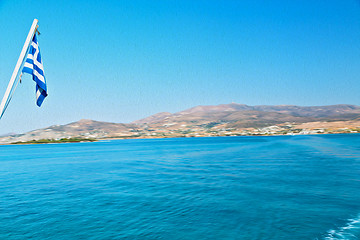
[1,103,359,143]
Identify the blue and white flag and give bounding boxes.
[22,34,47,107]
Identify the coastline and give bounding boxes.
[102,131,360,140]
[2,132,359,146]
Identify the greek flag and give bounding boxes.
[22,34,47,107]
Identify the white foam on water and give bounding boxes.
[324,214,360,240]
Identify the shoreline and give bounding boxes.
[102,131,360,140]
[2,132,359,146]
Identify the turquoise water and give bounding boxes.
[0,134,359,239]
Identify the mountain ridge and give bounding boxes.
[1,103,359,143]
[133,103,360,124]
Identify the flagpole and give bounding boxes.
[0,19,39,119]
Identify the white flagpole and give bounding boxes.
[0,19,39,119]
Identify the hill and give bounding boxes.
[135,103,360,124]
[0,103,359,143]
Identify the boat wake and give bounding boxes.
[324,214,360,240]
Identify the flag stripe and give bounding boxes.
[22,34,47,107]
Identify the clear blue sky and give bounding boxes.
[0,0,359,134]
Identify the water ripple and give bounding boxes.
[0,135,359,239]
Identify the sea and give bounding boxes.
[0,134,359,240]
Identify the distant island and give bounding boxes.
[1,103,359,144]
[11,137,97,145]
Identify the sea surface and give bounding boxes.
[0,134,359,240]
